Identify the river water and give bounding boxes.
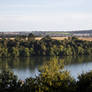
[0,55,92,80]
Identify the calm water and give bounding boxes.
[0,56,92,80]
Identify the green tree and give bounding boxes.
[77,71,92,92]
[77,46,84,55]
[29,48,35,56]
[19,47,30,57]
[40,43,47,55]
[59,45,64,56]
[28,33,35,41]
[38,57,74,92]
[0,70,18,91]
[41,35,52,42]
[0,48,8,57]
[11,47,19,57]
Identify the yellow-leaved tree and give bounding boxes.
[38,57,75,92]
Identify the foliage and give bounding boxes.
[38,58,75,92]
[0,36,91,57]
[77,71,92,92]
[28,33,35,41]
[0,70,22,92]
[1,60,92,92]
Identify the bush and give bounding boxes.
[0,70,23,92]
[77,71,92,92]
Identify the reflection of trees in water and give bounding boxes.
[63,55,92,65]
[0,55,92,71]
[0,57,51,71]
[0,58,11,70]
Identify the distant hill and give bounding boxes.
[32,30,92,37]
[0,30,92,37]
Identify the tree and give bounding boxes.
[77,71,92,92]
[40,43,47,55]
[41,35,52,42]
[11,47,19,57]
[0,70,18,91]
[29,48,35,56]
[28,33,35,41]
[65,46,73,56]
[19,47,30,57]
[38,57,74,92]
[58,45,64,56]
[77,46,84,55]
[0,48,8,57]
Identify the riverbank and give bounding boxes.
[0,61,92,92]
[0,36,91,57]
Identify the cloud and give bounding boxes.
[0,0,85,9]
[0,0,92,31]
[0,12,92,31]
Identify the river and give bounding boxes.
[0,55,92,80]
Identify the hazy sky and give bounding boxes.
[0,0,92,31]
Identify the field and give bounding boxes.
[79,37,92,41]
[35,37,92,41]
[0,37,92,41]
[35,37,68,40]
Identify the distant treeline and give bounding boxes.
[0,30,92,37]
[32,30,92,37]
[0,35,91,57]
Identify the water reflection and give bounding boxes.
[0,55,92,80]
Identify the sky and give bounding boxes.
[0,0,92,31]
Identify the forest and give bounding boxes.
[0,34,91,57]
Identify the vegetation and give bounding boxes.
[77,71,92,92]
[0,35,91,57]
[0,34,92,92]
[0,58,92,92]
[0,33,91,91]
[0,58,75,92]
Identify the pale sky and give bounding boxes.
[0,0,92,31]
